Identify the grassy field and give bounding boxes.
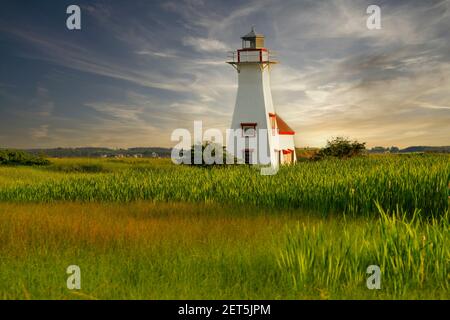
[0,154,448,216]
[0,155,448,299]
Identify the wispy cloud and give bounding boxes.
[30,124,49,140]
[183,37,229,52]
[134,50,178,58]
[0,0,449,148]
[0,27,192,93]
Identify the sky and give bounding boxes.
[0,0,449,149]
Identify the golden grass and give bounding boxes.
[0,202,291,258]
[0,201,447,299]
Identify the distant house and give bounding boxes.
[152,152,158,158]
[133,154,143,158]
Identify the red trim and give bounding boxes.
[237,48,268,63]
[268,113,296,135]
[282,149,292,155]
[238,48,267,52]
[275,114,296,135]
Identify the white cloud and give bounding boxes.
[134,50,177,58]
[84,102,145,122]
[182,36,229,52]
[30,125,49,140]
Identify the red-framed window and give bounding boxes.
[241,123,257,137]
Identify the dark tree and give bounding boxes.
[180,142,235,166]
[316,137,366,159]
[0,149,50,165]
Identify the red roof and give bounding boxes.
[269,113,295,135]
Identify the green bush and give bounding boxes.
[182,142,235,166]
[315,137,366,159]
[0,149,50,166]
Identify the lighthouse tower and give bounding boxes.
[227,28,296,167]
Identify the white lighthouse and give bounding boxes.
[227,27,297,167]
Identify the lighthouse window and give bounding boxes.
[241,123,257,137]
[242,40,255,49]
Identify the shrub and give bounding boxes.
[0,149,50,166]
[315,137,366,159]
[181,142,235,166]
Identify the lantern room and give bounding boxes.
[241,27,265,49]
[226,27,276,65]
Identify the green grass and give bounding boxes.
[278,204,449,298]
[0,154,448,217]
[0,155,448,299]
[0,202,447,299]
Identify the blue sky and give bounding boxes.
[0,0,449,148]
